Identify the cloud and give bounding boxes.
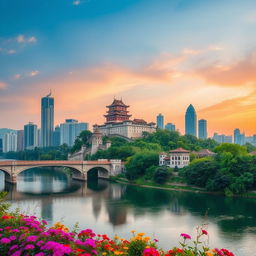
[73,0,81,5]
[13,74,22,80]
[0,81,7,89]
[16,35,37,44]
[28,70,39,77]
[193,50,256,86]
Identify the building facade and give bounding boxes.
[95,99,156,139]
[17,130,24,151]
[24,122,38,150]
[3,132,17,153]
[165,123,176,131]
[41,92,54,147]
[234,128,245,145]
[157,114,164,129]
[159,148,190,168]
[53,126,61,147]
[198,119,207,139]
[185,104,197,137]
[213,133,233,143]
[60,119,88,147]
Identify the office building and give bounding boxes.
[234,128,245,145]
[17,130,24,151]
[60,119,88,147]
[3,132,17,153]
[165,123,176,131]
[185,104,197,137]
[156,114,164,129]
[24,122,38,149]
[41,92,54,147]
[198,119,207,139]
[213,133,232,144]
[53,126,61,147]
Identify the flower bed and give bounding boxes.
[0,213,235,256]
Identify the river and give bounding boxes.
[0,167,255,256]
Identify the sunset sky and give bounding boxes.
[0,0,256,136]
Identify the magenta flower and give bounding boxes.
[26,235,38,242]
[85,238,96,248]
[9,235,17,241]
[180,233,191,239]
[0,237,11,244]
[25,244,35,250]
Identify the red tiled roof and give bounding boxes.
[169,147,190,153]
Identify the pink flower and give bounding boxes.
[180,233,191,239]
[143,248,160,256]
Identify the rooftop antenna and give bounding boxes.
[46,89,52,97]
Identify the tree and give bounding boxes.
[71,130,92,153]
[153,166,169,184]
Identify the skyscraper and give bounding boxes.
[24,122,38,149]
[185,104,197,137]
[53,126,61,147]
[198,119,207,139]
[165,123,176,131]
[3,132,17,153]
[60,119,88,147]
[17,130,24,151]
[41,92,54,147]
[157,114,164,129]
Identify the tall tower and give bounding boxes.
[198,119,207,139]
[156,114,164,129]
[185,104,197,137]
[41,92,54,147]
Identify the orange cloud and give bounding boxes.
[198,90,256,135]
[194,51,256,86]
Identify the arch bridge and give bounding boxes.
[0,160,124,184]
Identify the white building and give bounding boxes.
[3,132,17,153]
[60,119,88,147]
[159,148,190,168]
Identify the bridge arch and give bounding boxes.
[14,165,83,176]
[87,166,110,180]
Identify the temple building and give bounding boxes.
[159,148,190,168]
[94,98,156,139]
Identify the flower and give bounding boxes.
[180,233,191,239]
[202,229,208,235]
[0,237,11,244]
[143,247,160,256]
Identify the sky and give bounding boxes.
[0,0,256,136]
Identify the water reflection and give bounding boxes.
[0,169,256,256]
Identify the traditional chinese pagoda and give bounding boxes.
[104,99,132,123]
[94,98,156,139]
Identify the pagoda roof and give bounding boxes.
[132,118,147,124]
[107,99,129,108]
[195,149,216,156]
[169,147,190,153]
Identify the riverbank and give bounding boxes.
[110,176,256,198]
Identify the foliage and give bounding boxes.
[153,166,170,184]
[71,130,92,153]
[0,192,10,214]
[125,151,159,180]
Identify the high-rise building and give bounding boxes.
[165,123,176,131]
[233,128,245,145]
[213,133,232,144]
[0,138,3,153]
[60,119,88,147]
[156,114,164,129]
[53,126,61,147]
[41,92,54,147]
[17,130,24,151]
[3,132,17,153]
[198,119,207,139]
[185,104,197,137]
[24,122,38,149]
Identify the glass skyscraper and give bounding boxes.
[198,119,207,139]
[185,104,197,137]
[41,92,54,147]
[24,122,38,149]
[156,113,164,129]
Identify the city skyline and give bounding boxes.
[1,0,256,135]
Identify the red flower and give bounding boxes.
[202,230,208,235]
